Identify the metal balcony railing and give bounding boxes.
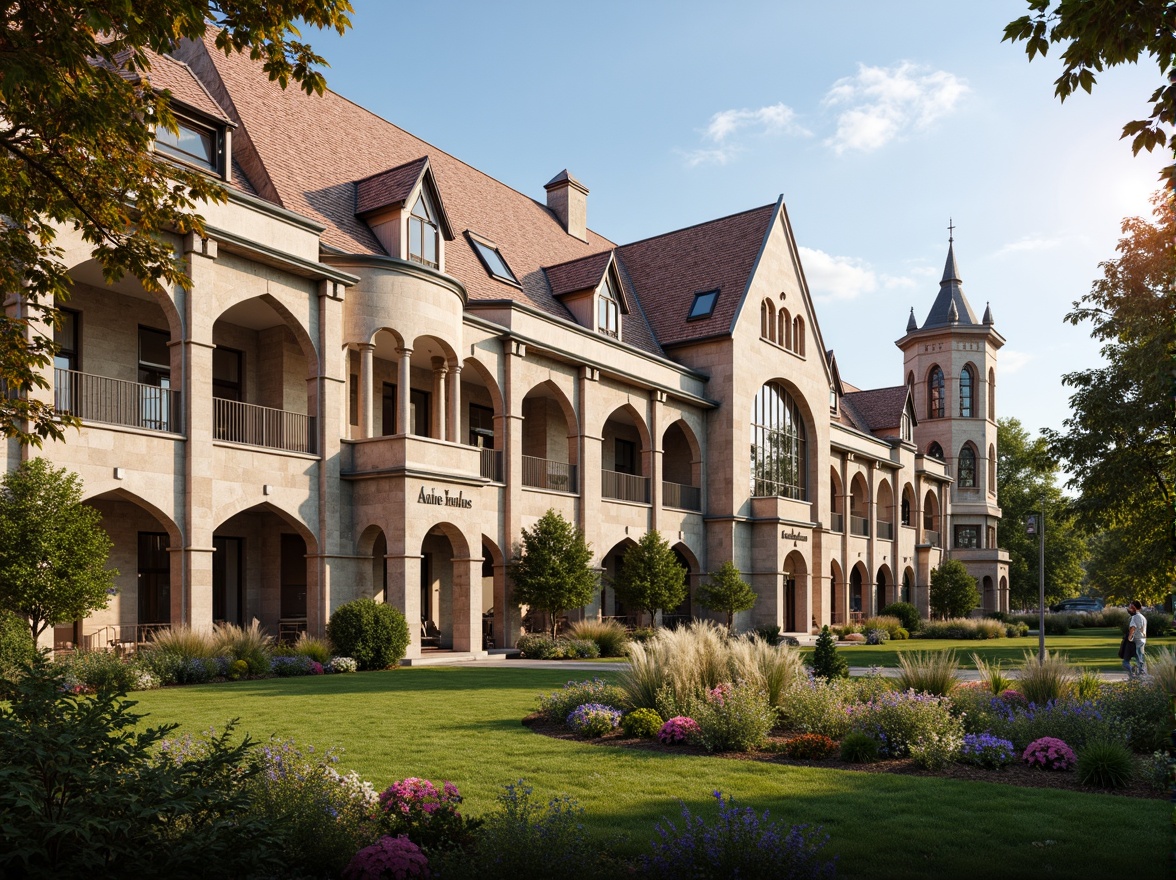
[850,514,870,537]
[830,512,844,533]
[214,398,315,454]
[521,455,577,493]
[55,368,180,433]
[602,469,650,503]
[662,480,702,511]
[479,448,503,481]
[877,520,894,540]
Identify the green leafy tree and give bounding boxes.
[0,458,117,642]
[0,1,352,445]
[1004,0,1176,184]
[808,625,848,680]
[1043,193,1176,605]
[997,417,1089,609]
[929,559,980,619]
[697,560,757,630]
[611,530,687,629]
[510,510,598,638]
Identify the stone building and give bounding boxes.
[13,38,1008,658]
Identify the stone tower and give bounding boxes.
[896,236,1010,612]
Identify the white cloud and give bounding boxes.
[799,247,878,302]
[822,62,968,155]
[1000,349,1033,375]
[993,236,1063,258]
[682,102,809,166]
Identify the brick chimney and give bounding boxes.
[544,170,589,242]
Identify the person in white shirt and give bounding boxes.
[1123,600,1148,679]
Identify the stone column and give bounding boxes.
[431,357,448,441]
[447,363,462,443]
[450,551,483,653]
[397,347,412,435]
[358,342,374,439]
[649,390,664,530]
[387,552,423,659]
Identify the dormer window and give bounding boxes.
[408,194,439,268]
[156,115,224,175]
[598,274,619,338]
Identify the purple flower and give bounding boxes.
[658,716,701,745]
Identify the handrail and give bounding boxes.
[521,455,577,493]
[662,480,701,511]
[602,468,650,503]
[55,368,180,433]
[214,398,315,454]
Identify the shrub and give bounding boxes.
[644,791,836,880]
[917,617,1005,640]
[566,619,629,657]
[753,625,782,646]
[1016,650,1077,705]
[1093,607,1130,630]
[378,777,478,855]
[137,650,218,685]
[780,733,839,760]
[1004,621,1029,637]
[658,716,700,744]
[344,836,429,880]
[227,658,249,680]
[271,655,315,677]
[930,558,979,619]
[840,731,880,763]
[895,650,959,696]
[778,677,853,739]
[213,621,272,674]
[879,602,920,633]
[1095,680,1169,752]
[629,626,657,643]
[1140,750,1172,792]
[808,626,848,680]
[566,703,622,737]
[1074,668,1102,701]
[959,733,1016,769]
[970,654,1013,695]
[909,729,963,770]
[864,629,889,645]
[292,633,333,664]
[562,638,601,659]
[1142,610,1171,636]
[536,678,627,724]
[55,649,141,692]
[987,697,1121,752]
[861,615,904,639]
[327,598,410,670]
[516,633,563,659]
[685,681,775,752]
[329,656,359,674]
[1042,614,1070,636]
[892,627,909,641]
[0,610,34,684]
[845,690,963,759]
[148,625,217,658]
[1076,739,1135,789]
[621,707,663,738]
[1023,736,1075,770]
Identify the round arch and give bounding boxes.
[902,567,915,604]
[876,563,894,608]
[751,378,815,501]
[849,561,869,616]
[66,258,185,344]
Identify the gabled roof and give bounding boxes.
[545,250,614,297]
[841,385,913,434]
[615,204,776,348]
[355,156,454,240]
[920,241,980,329]
[104,48,234,125]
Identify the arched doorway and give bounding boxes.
[782,550,807,633]
[902,567,915,605]
[600,539,637,626]
[850,564,868,617]
[829,560,844,626]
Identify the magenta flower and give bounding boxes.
[343,835,429,880]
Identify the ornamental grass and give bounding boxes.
[566,619,630,657]
[1148,646,1176,698]
[1015,649,1077,705]
[970,653,1013,695]
[147,625,218,659]
[895,650,960,696]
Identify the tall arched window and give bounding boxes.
[792,316,805,356]
[928,366,944,418]
[988,444,997,494]
[408,194,439,268]
[751,382,807,500]
[958,445,976,487]
[779,308,791,349]
[960,365,974,417]
[760,300,775,342]
[988,368,995,421]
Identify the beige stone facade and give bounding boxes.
[12,41,1007,656]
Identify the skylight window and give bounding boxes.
[469,236,518,284]
[688,289,719,320]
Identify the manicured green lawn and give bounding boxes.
[813,627,1175,670]
[130,666,1170,879]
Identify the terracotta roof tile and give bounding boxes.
[356,157,428,216]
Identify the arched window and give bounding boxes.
[988,444,997,494]
[958,445,976,487]
[960,365,974,417]
[779,308,791,349]
[927,366,944,418]
[793,316,805,356]
[408,194,439,268]
[901,495,911,526]
[598,274,620,338]
[988,368,995,421]
[750,382,807,500]
[761,300,775,342]
[928,441,944,460]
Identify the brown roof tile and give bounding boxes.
[355,157,429,216]
[105,48,234,124]
[841,386,910,433]
[545,251,612,297]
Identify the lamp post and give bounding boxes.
[1026,499,1045,663]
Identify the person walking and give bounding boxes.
[1123,600,1148,679]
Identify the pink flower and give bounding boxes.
[343,835,429,880]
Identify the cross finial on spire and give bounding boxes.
[947,217,955,243]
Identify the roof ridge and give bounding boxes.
[619,202,776,250]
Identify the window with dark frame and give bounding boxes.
[469,403,494,448]
[615,438,637,475]
[213,347,243,402]
[139,326,172,431]
[958,445,976,487]
[408,194,439,268]
[688,289,719,320]
[954,525,980,549]
[928,366,945,418]
[155,116,222,174]
[470,237,518,284]
[54,308,80,372]
[960,365,974,417]
[598,274,619,338]
[382,382,397,435]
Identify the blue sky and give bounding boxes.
[309,0,1166,443]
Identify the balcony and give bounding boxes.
[55,368,180,433]
[214,398,315,454]
[850,514,870,537]
[602,468,650,504]
[662,480,701,512]
[829,512,844,533]
[479,448,503,482]
[522,455,577,493]
[877,520,894,540]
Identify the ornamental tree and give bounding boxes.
[696,560,757,631]
[0,458,117,642]
[510,510,597,638]
[929,559,980,619]
[0,1,352,445]
[611,530,687,629]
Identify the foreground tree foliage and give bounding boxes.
[612,530,688,629]
[0,0,352,445]
[1044,193,1176,606]
[996,417,1088,609]
[0,458,117,643]
[510,510,598,638]
[1003,0,1176,184]
[929,559,980,619]
[697,560,757,631]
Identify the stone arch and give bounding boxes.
[902,567,915,604]
[481,535,506,648]
[988,367,996,421]
[357,523,387,603]
[783,549,808,633]
[982,575,995,611]
[84,487,182,544]
[751,378,814,501]
[957,441,979,488]
[829,559,844,625]
[876,479,894,537]
[418,521,473,650]
[65,258,184,342]
[922,489,941,544]
[850,561,869,616]
[900,482,916,527]
[829,466,844,529]
[778,307,792,348]
[213,498,318,550]
[988,444,997,495]
[761,298,776,342]
[849,472,870,534]
[600,537,639,625]
[521,379,580,491]
[876,563,894,608]
[667,542,699,627]
[792,315,805,356]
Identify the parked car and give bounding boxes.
[1050,597,1105,613]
